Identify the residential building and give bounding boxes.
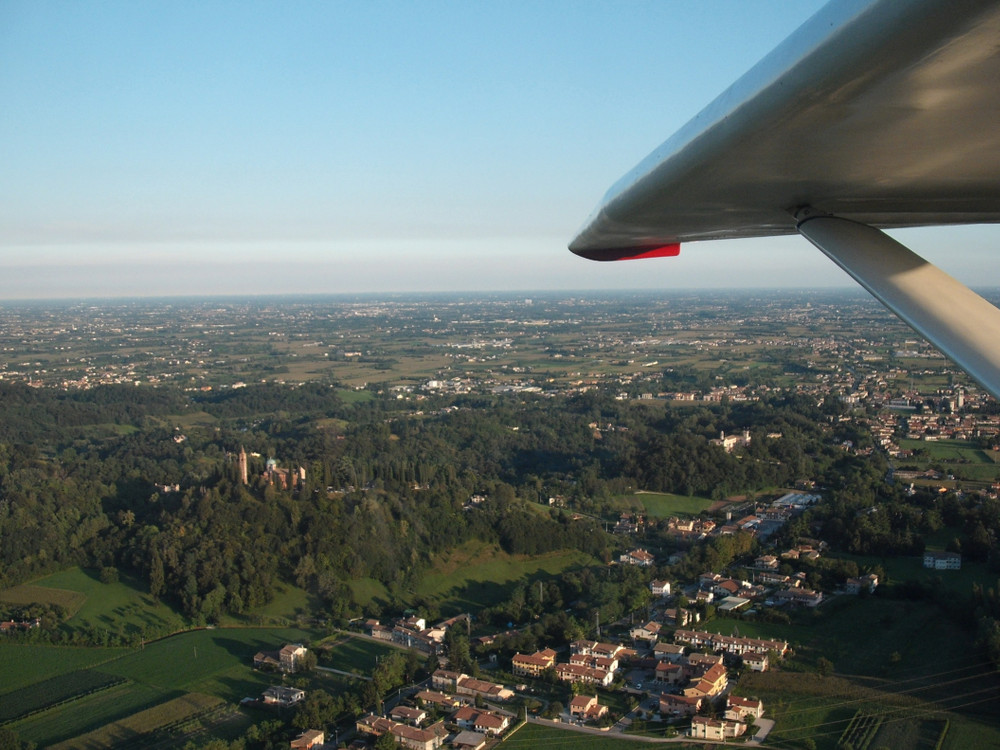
[569,694,608,721]
[659,693,703,717]
[452,706,511,736]
[262,686,305,706]
[924,551,962,570]
[650,579,671,597]
[431,669,464,691]
[725,695,764,722]
[554,662,614,687]
[415,690,463,710]
[455,676,514,702]
[690,716,747,740]
[512,648,556,677]
[773,588,823,607]
[845,573,879,594]
[742,652,770,672]
[391,706,427,726]
[629,621,663,643]
[451,731,487,750]
[289,729,324,749]
[619,548,655,567]
[683,662,728,698]
[652,642,685,662]
[280,644,308,673]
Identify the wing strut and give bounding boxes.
[795,208,1000,401]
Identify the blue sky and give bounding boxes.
[1,0,996,299]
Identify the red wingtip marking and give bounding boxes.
[572,243,681,262]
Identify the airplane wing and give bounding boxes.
[570,0,1000,399]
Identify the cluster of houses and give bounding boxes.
[355,669,518,750]
[511,631,769,740]
[513,640,634,690]
[0,617,41,634]
[367,614,469,657]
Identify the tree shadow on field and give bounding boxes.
[212,635,276,663]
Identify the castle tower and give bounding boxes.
[238,447,248,485]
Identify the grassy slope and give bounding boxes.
[30,566,188,636]
[414,541,596,614]
[613,491,715,518]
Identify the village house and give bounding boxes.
[569,694,608,721]
[924,551,962,570]
[653,642,685,662]
[415,690,463,710]
[654,660,685,685]
[289,729,324,749]
[663,607,699,627]
[689,716,747,740]
[743,652,770,672]
[659,693,703,717]
[511,648,557,677]
[253,643,308,673]
[555,662,614,687]
[772,588,823,607]
[725,695,764,722]
[390,705,427,726]
[570,652,619,673]
[455,675,514,702]
[683,662,728,698]
[262,686,305,706]
[845,573,879,594]
[0,618,40,634]
[570,640,625,659]
[650,579,671,597]
[754,554,780,570]
[686,652,723,668]
[431,669,464,692]
[451,731,487,750]
[452,706,511,736]
[356,716,449,750]
[619,548,655,567]
[629,620,663,643]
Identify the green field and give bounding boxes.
[345,576,392,610]
[48,693,227,750]
[897,438,1000,483]
[6,626,318,747]
[229,580,319,624]
[613,491,715,518]
[838,552,997,598]
[318,633,399,673]
[0,643,128,692]
[504,722,695,749]
[0,581,88,615]
[20,566,188,638]
[413,542,596,614]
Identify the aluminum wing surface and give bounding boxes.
[570,0,1000,400]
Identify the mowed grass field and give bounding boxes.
[413,541,596,615]
[613,491,715,518]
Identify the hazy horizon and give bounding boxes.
[3,1,998,299]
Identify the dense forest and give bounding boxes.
[1,379,998,652]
